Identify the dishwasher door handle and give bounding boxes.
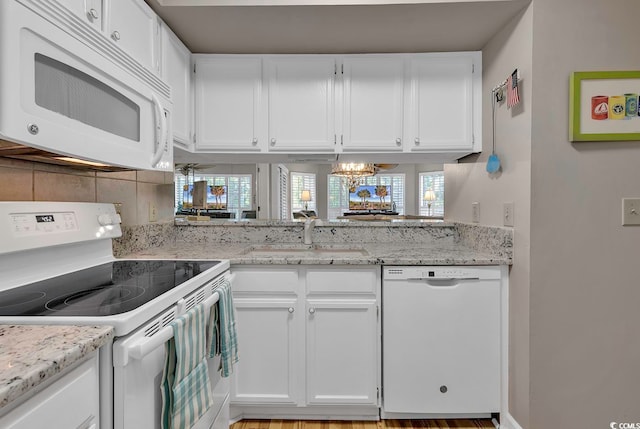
[406,277,480,282]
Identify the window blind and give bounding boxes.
[290,172,317,216]
[419,171,445,217]
[278,165,289,220]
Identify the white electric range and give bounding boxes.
[0,201,231,429]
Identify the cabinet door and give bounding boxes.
[106,0,159,73]
[195,57,263,151]
[409,54,474,151]
[305,299,378,405]
[161,23,192,148]
[267,57,335,151]
[231,298,300,404]
[342,56,404,151]
[56,0,103,31]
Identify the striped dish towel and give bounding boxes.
[161,303,214,429]
[208,279,239,377]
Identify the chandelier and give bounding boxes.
[331,163,376,191]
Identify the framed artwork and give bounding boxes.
[569,71,640,141]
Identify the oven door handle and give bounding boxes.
[117,291,221,366]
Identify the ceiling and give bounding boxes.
[144,0,530,54]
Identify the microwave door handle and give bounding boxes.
[150,93,167,168]
[113,290,220,367]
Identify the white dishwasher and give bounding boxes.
[382,266,502,417]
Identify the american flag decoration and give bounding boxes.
[507,69,520,108]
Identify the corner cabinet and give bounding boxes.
[161,22,192,148]
[194,56,265,152]
[266,57,336,152]
[230,265,380,420]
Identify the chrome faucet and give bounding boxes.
[303,218,316,245]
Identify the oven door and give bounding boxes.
[112,306,230,429]
[0,0,172,171]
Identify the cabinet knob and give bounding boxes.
[270,138,276,146]
[395,138,402,146]
[288,307,295,313]
[440,385,448,393]
[308,307,316,314]
[111,31,121,41]
[88,8,99,20]
[252,138,258,145]
[414,138,420,146]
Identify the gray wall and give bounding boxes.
[529,0,640,427]
[447,0,640,427]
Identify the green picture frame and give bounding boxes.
[569,70,640,142]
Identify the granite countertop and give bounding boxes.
[123,241,511,265]
[0,325,114,411]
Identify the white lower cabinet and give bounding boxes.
[0,353,100,429]
[230,265,380,419]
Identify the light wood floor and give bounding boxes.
[231,419,496,429]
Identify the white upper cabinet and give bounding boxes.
[57,0,104,31]
[341,56,405,152]
[185,52,481,159]
[267,57,336,152]
[408,53,478,152]
[194,56,264,151]
[161,22,192,148]
[106,0,159,74]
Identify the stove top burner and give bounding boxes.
[0,260,220,317]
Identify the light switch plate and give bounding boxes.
[622,198,640,226]
[472,202,480,223]
[503,202,514,227]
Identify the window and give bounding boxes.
[277,165,289,221]
[174,173,252,220]
[327,173,405,220]
[419,171,444,217]
[290,172,317,217]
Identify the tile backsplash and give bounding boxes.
[0,157,174,226]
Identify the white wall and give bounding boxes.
[444,4,533,426]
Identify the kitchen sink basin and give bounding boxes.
[241,244,369,257]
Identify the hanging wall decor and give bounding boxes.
[569,70,640,142]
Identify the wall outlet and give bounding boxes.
[472,202,480,223]
[622,198,640,226]
[149,202,158,222]
[503,202,514,227]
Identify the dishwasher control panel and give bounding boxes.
[383,266,502,280]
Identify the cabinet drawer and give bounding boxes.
[232,267,299,294]
[0,355,99,429]
[306,267,378,295]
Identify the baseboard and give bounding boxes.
[499,412,524,429]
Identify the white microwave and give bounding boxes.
[0,0,173,171]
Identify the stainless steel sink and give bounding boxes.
[241,244,369,257]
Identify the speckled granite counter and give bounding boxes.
[118,220,513,265]
[125,241,509,265]
[0,325,114,410]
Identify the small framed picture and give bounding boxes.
[569,71,640,141]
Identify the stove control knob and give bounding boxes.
[98,214,114,226]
